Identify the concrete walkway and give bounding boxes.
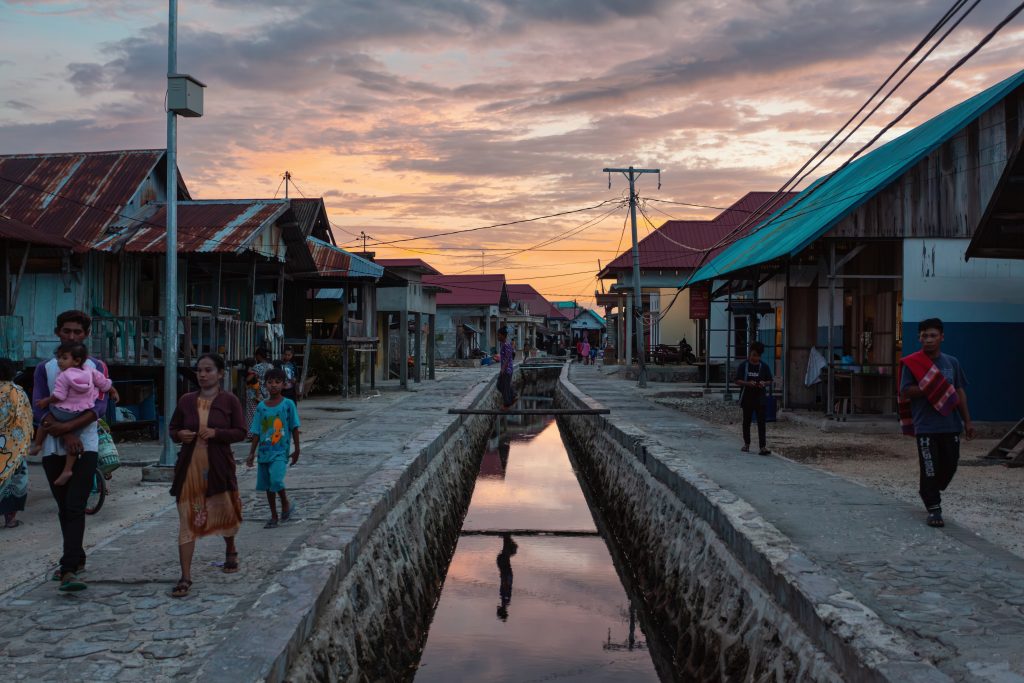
[0,367,494,682]
[570,364,1024,682]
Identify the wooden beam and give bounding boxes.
[448,408,609,415]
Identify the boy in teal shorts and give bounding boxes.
[246,368,300,528]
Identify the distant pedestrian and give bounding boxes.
[494,327,518,409]
[169,353,246,598]
[245,347,273,436]
[33,309,110,592]
[281,346,298,401]
[30,343,120,486]
[898,318,974,528]
[580,338,591,365]
[734,341,772,456]
[246,368,301,528]
[0,358,33,529]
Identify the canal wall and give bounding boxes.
[277,377,499,683]
[555,368,946,683]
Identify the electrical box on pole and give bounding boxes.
[168,74,205,117]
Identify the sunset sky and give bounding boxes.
[2,0,1022,305]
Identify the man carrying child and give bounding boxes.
[246,368,301,528]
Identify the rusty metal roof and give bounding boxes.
[96,200,290,256]
[0,149,183,249]
[307,236,384,280]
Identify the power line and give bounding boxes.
[363,199,623,247]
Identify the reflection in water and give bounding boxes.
[414,418,660,682]
[496,533,517,621]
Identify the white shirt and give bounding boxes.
[42,357,100,456]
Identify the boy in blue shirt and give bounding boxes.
[246,368,301,528]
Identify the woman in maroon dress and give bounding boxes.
[169,353,246,597]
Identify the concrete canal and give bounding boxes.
[414,410,665,681]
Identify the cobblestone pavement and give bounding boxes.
[0,368,493,682]
[571,365,1024,682]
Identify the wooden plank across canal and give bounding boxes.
[448,408,610,416]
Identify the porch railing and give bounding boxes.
[91,315,282,366]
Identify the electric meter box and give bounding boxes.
[168,74,206,117]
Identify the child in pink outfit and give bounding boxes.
[31,342,119,484]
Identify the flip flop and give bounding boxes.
[5,519,22,528]
[282,504,296,522]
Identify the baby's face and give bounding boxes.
[57,352,77,372]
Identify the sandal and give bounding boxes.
[263,518,279,529]
[282,504,296,523]
[740,445,750,453]
[927,513,945,528]
[223,552,240,574]
[171,579,193,598]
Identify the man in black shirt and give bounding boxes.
[734,341,772,455]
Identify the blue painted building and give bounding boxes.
[689,69,1024,421]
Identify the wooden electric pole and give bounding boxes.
[603,166,659,388]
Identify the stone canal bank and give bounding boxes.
[558,364,1024,683]
[0,367,497,682]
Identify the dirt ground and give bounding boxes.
[650,394,1024,560]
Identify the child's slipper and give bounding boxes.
[264,519,279,529]
[282,504,296,522]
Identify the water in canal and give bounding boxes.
[414,411,663,682]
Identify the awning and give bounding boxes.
[462,323,480,334]
[690,68,1024,284]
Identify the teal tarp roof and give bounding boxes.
[690,68,1024,284]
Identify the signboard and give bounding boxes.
[689,283,710,320]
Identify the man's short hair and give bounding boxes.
[749,341,765,354]
[918,318,944,333]
[264,368,287,383]
[55,309,92,334]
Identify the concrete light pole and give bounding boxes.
[603,166,659,388]
[160,0,179,467]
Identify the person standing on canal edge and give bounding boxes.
[899,318,974,528]
[247,368,301,528]
[734,341,772,456]
[494,327,518,409]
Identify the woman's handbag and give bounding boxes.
[97,419,121,475]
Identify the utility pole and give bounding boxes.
[481,250,485,274]
[159,0,179,468]
[603,166,659,388]
[283,171,291,199]
[360,231,369,253]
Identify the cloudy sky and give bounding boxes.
[1,0,1022,304]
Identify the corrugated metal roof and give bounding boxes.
[289,197,333,241]
[96,200,289,256]
[0,213,75,247]
[307,236,384,279]
[423,274,509,306]
[0,149,174,248]
[601,192,796,274]
[375,258,441,275]
[691,68,1024,284]
[507,283,561,319]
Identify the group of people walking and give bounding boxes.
[0,309,981,605]
[0,310,303,597]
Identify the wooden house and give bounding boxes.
[424,274,511,359]
[0,149,189,361]
[688,68,1024,421]
[372,258,447,388]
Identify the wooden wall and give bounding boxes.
[828,92,1024,239]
